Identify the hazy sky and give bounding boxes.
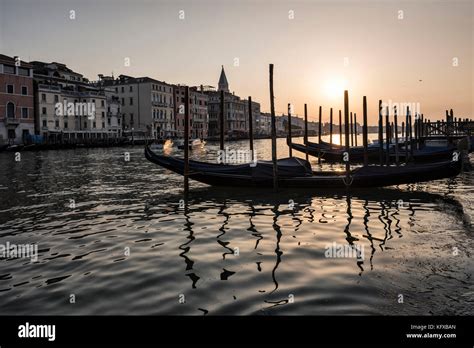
[1,0,472,124]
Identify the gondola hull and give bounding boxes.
[145,146,462,189]
[291,142,456,164]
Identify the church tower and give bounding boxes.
[217,65,229,93]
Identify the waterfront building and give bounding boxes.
[173,85,209,139]
[31,61,109,144]
[100,75,175,139]
[0,54,34,145]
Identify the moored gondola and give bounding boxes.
[145,146,462,189]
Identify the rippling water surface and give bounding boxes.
[0,137,472,315]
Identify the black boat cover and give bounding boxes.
[251,157,313,178]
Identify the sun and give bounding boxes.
[324,78,348,99]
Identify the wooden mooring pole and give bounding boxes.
[354,113,358,147]
[394,105,399,165]
[219,89,225,151]
[385,106,390,165]
[378,100,384,165]
[318,106,322,164]
[350,112,354,146]
[339,110,342,146]
[287,103,292,157]
[362,96,368,166]
[184,86,190,193]
[344,91,350,183]
[269,64,278,191]
[248,96,254,161]
[304,104,309,161]
[329,108,333,146]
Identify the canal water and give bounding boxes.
[0,137,472,315]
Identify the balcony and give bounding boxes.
[151,101,171,108]
[4,117,20,126]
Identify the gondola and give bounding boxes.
[145,146,462,189]
[291,140,456,163]
[290,142,381,162]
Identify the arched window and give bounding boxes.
[6,102,15,118]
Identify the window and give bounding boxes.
[22,129,29,139]
[102,122,105,128]
[93,122,96,128]
[3,65,15,74]
[101,100,105,107]
[41,94,46,102]
[129,97,133,105]
[84,122,87,128]
[21,107,28,118]
[130,113,134,125]
[108,118,111,124]
[7,84,14,94]
[118,118,121,125]
[64,122,68,129]
[115,88,118,93]
[121,98,124,105]
[42,120,47,127]
[55,95,59,102]
[129,86,133,92]
[8,129,16,139]
[102,111,105,118]
[55,120,59,128]
[6,102,15,118]
[92,99,95,104]
[21,86,28,95]
[42,107,47,115]
[121,87,125,93]
[18,67,29,76]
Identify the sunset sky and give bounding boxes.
[1,0,472,124]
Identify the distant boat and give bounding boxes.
[144,146,462,189]
[176,138,205,150]
[150,139,174,150]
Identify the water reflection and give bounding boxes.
[165,186,470,293]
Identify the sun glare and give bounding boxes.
[324,78,348,99]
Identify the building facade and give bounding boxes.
[174,85,209,139]
[0,54,34,145]
[101,75,174,138]
[32,61,110,143]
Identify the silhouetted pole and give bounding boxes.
[339,110,342,146]
[287,103,292,157]
[304,104,309,161]
[362,96,368,166]
[350,111,354,146]
[385,106,390,165]
[344,91,351,184]
[378,100,384,165]
[269,64,278,191]
[394,105,399,165]
[329,108,333,146]
[354,113,358,146]
[318,106,322,164]
[405,106,410,163]
[219,89,225,151]
[184,86,190,193]
[414,114,418,150]
[409,109,413,159]
[402,121,405,139]
[248,97,254,161]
